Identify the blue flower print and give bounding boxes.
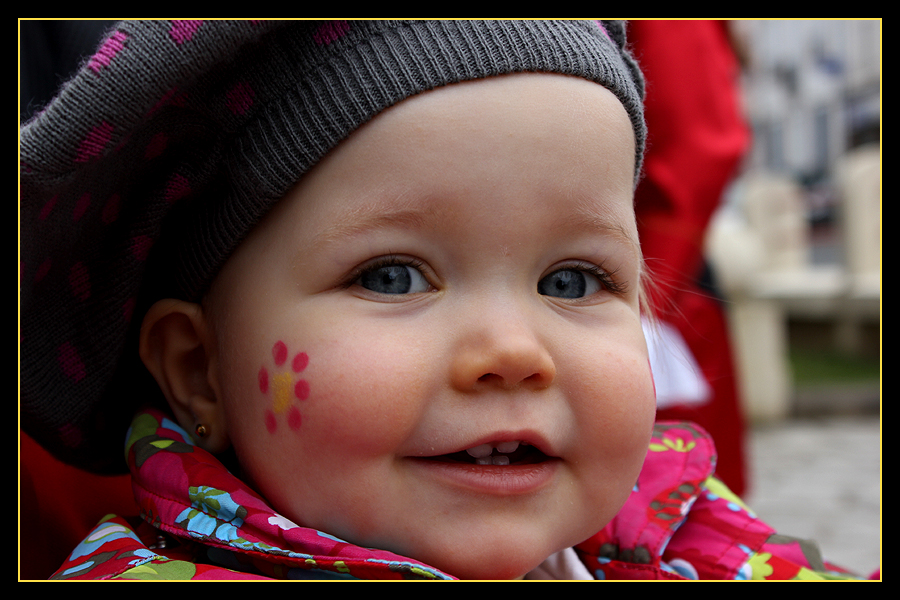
[175,485,248,543]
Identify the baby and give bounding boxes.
[20,20,854,580]
[141,71,654,580]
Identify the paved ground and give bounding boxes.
[744,414,881,578]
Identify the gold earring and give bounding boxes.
[195,424,209,439]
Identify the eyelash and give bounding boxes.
[342,255,627,297]
[555,261,628,296]
[342,255,432,288]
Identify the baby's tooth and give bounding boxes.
[492,455,510,466]
[495,441,520,454]
[466,443,494,458]
[475,456,493,465]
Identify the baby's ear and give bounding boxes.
[139,299,229,453]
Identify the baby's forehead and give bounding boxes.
[309,76,633,186]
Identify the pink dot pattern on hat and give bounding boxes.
[169,20,203,45]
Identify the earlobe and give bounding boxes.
[139,299,230,453]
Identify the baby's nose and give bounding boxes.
[449,310,556,392]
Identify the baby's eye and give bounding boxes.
[538,268,603,299]
[356,263,431,295]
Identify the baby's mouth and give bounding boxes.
[431,441,549,466]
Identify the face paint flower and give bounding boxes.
[258,341,310,433]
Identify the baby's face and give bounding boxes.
[204,73,656,579]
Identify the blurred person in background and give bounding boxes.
[628,20,752,496]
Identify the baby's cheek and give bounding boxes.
[295,343,433,455]
[256,339,311,434]
[583,350,656,456]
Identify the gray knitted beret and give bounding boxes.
[20,20,646,472]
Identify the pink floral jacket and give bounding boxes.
[50,410,855,580]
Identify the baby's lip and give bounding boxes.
[415,432,558,464]
[408,431,563,496]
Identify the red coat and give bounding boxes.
[629,20,752,496]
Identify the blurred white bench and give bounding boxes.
[706,145,880,422]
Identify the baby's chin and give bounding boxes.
[410,549,542,580]
[378,522,590,580]
[425,543,567,580]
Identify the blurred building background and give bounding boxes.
[738,20,880,180]
[706,19,881,422]
[705,19,880,577]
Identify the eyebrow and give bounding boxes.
[551,195,641,252]
[310,197,437,248]
[308,193,640,253]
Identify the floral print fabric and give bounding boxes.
[50,410,856,580]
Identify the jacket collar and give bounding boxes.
[126,409,454,580]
